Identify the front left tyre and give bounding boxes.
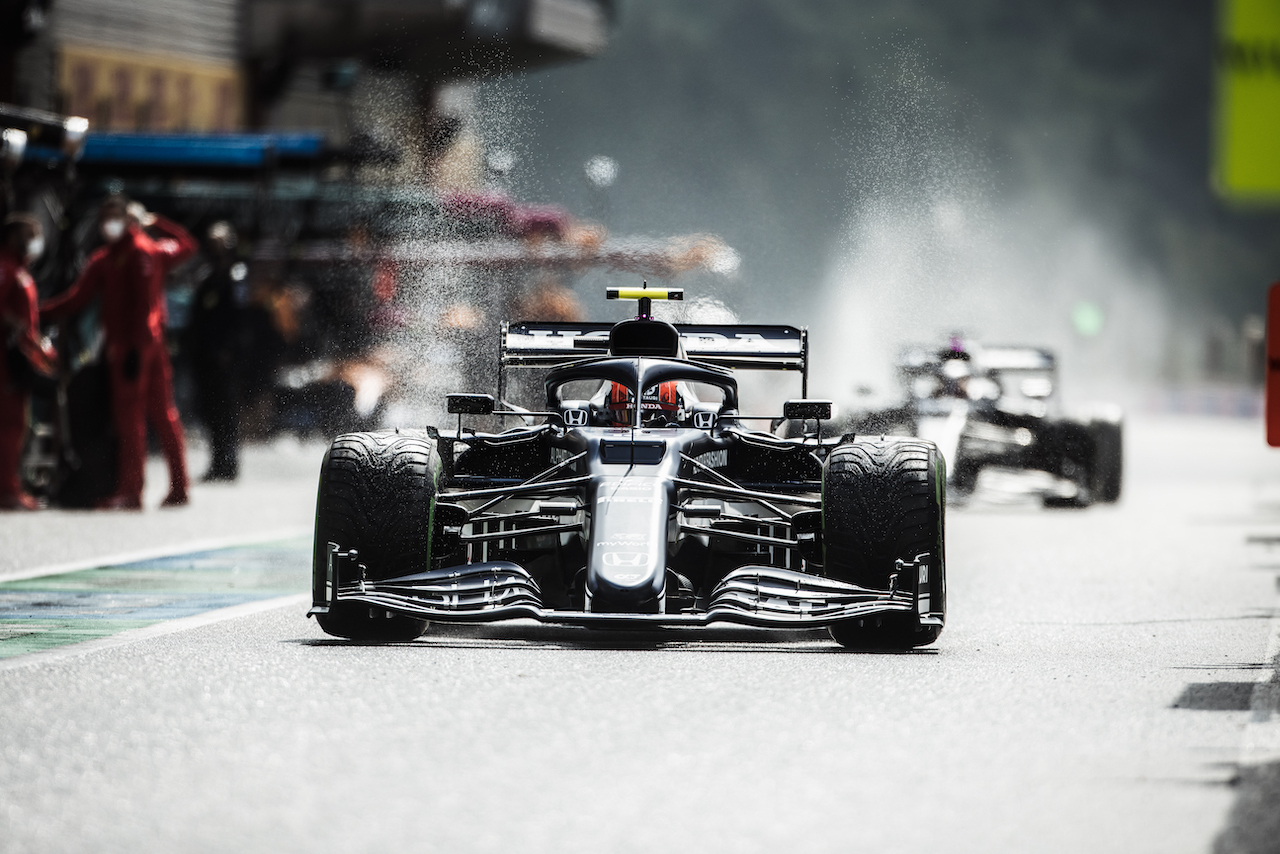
[311,429,440,641]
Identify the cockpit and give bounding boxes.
[546,358,737,430]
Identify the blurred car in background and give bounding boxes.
[846,340,1123,507]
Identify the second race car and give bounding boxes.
[849,339,1122,507]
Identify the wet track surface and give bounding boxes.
[1,417,1279,853]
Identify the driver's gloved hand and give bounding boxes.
[123,348,140,381]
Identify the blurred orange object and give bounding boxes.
[1267,282,1280,445]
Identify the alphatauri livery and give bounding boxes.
[309,286,946,649]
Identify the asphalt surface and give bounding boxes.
[0,435,321,580]
[1,416,1279,854]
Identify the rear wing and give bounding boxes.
[500,320,810,396]
[976,347,1056,373]
[897,344,1056,374]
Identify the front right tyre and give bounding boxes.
[822,438,946,650]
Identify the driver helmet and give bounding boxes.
[606,381,681,426]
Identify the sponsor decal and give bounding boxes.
[604,478,652,490]
[694,450,728,468]
[602,551,655,568]
[596,536,646,547]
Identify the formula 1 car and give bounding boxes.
[851,340,1122,507]
[309,286,945,649]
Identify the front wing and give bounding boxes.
[309,544,941,631]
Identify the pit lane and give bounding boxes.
[0,417,1278,854]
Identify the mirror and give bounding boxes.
[783,399,833,421]
[1019,377,1054,399]
[447,393,495,415]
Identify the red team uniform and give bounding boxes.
[41,216,197,507]
[0,247,55,507]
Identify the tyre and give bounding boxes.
[1089,418,1123,503]
[950,457,981,497]
[1041,420,1095,509]
[312,429,440,641]
[822,438,946,649]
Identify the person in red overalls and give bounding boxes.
[0,213,57,510]
[41,196,197,509]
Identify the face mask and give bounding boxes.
[25,236,44,263]
[101,218,125,243]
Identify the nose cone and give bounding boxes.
[586,476,669,612]
[598,548,660,588]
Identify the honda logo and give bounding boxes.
[602,551,653,568]
[563,407,588,427]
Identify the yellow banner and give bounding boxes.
[58,43,244,132]
[1215,0,1280,200]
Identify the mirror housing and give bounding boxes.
[783,399,833,421]
[447,393,495,415]
[1019,377,1054,399]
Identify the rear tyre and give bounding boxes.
[312,430,440,641]
[1041,421,1095,509]
[1089,418,1123,503]
[950,457,981,497]
[823,438,946,649]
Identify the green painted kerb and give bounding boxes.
[0,538,310,660]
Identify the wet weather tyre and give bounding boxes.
[311,430,440,642]
[950,458,980,496]
[1042,421,1095,509]
[823,438,946,650]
